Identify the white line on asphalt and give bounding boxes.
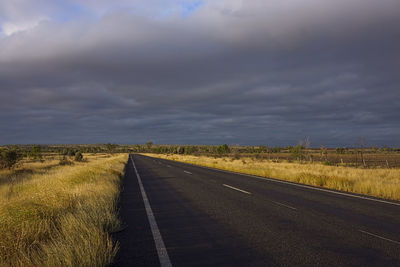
[359,230,400,245]
[223,184,252,195]
[183,170,192,175]
[271,200,297,210]
[167,165,172,168]
[130,155,173,267]
[160,160,400,207]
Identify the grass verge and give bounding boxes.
[143,153,400,201]
[0,153,128,266]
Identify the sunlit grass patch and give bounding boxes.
[0,153,128,266]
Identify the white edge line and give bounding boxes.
[359,230,400,245]
[130,155,173,267]
[183,170,192,175]
[146,157,400,207]
[223,184,252,195]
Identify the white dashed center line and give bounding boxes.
[223,184,251,195]
[183,170,192,175]
[359,230,400,245]
[271,200,297,210]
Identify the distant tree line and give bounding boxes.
[1,143,399,156]
[1,142,399,169]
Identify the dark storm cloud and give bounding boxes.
[1,0,400,146]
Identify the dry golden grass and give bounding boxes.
[144,153,400,201]
[0,153,128,267]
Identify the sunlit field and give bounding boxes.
[144,153,400,201]
[0,153,128,267]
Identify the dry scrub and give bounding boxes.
[144,153,400,201]
[0,153,128,266]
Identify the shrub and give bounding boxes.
[59,156,73,165]
[176,146,184,154]
[30,145,42,159]
[232,152,241,160]
[0,150,21,169]
[63,149,76,157]
[74,152,83,162]
[290,145,304,160]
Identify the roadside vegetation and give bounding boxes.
[0,153,128,266]
[2,142,399,168]
[143,152,400,201]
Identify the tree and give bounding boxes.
[106,143,117,152]
[30,145,42,160]
[290,145,304,161]
[146,141,153,152]
[359,137,366,167]
[216,144,230,154]
[320,145,328,161]
[134,144,142,152]
[304,137,311,161]
[336,147,347,154]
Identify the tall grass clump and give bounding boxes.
[143,153,400,201]
[0,153,128,266]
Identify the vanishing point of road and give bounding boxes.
[113,154,400,266]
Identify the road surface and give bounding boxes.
[113,154,400,266]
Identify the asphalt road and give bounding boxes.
[113,154,400,267]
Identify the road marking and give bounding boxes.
[167,165,172,168]
[130,155,173,267]
[157,159,400,207]
[359,230,400,245]
[271,200,297,210]
[184,170,192,175]
[223,184,252,195]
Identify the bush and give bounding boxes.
[59,156,73,165]
[74,152,83,162]
[68,149,76,157]
[30,145,42,159]
[232,152,241,160]
[216,144,230,154]
[290,145,304,160]
[0,150,21,169]
[322,160,334,166]
[175,146,185,154]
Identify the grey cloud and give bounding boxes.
[1,1,400,146]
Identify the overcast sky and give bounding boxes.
[1,0,399,147]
